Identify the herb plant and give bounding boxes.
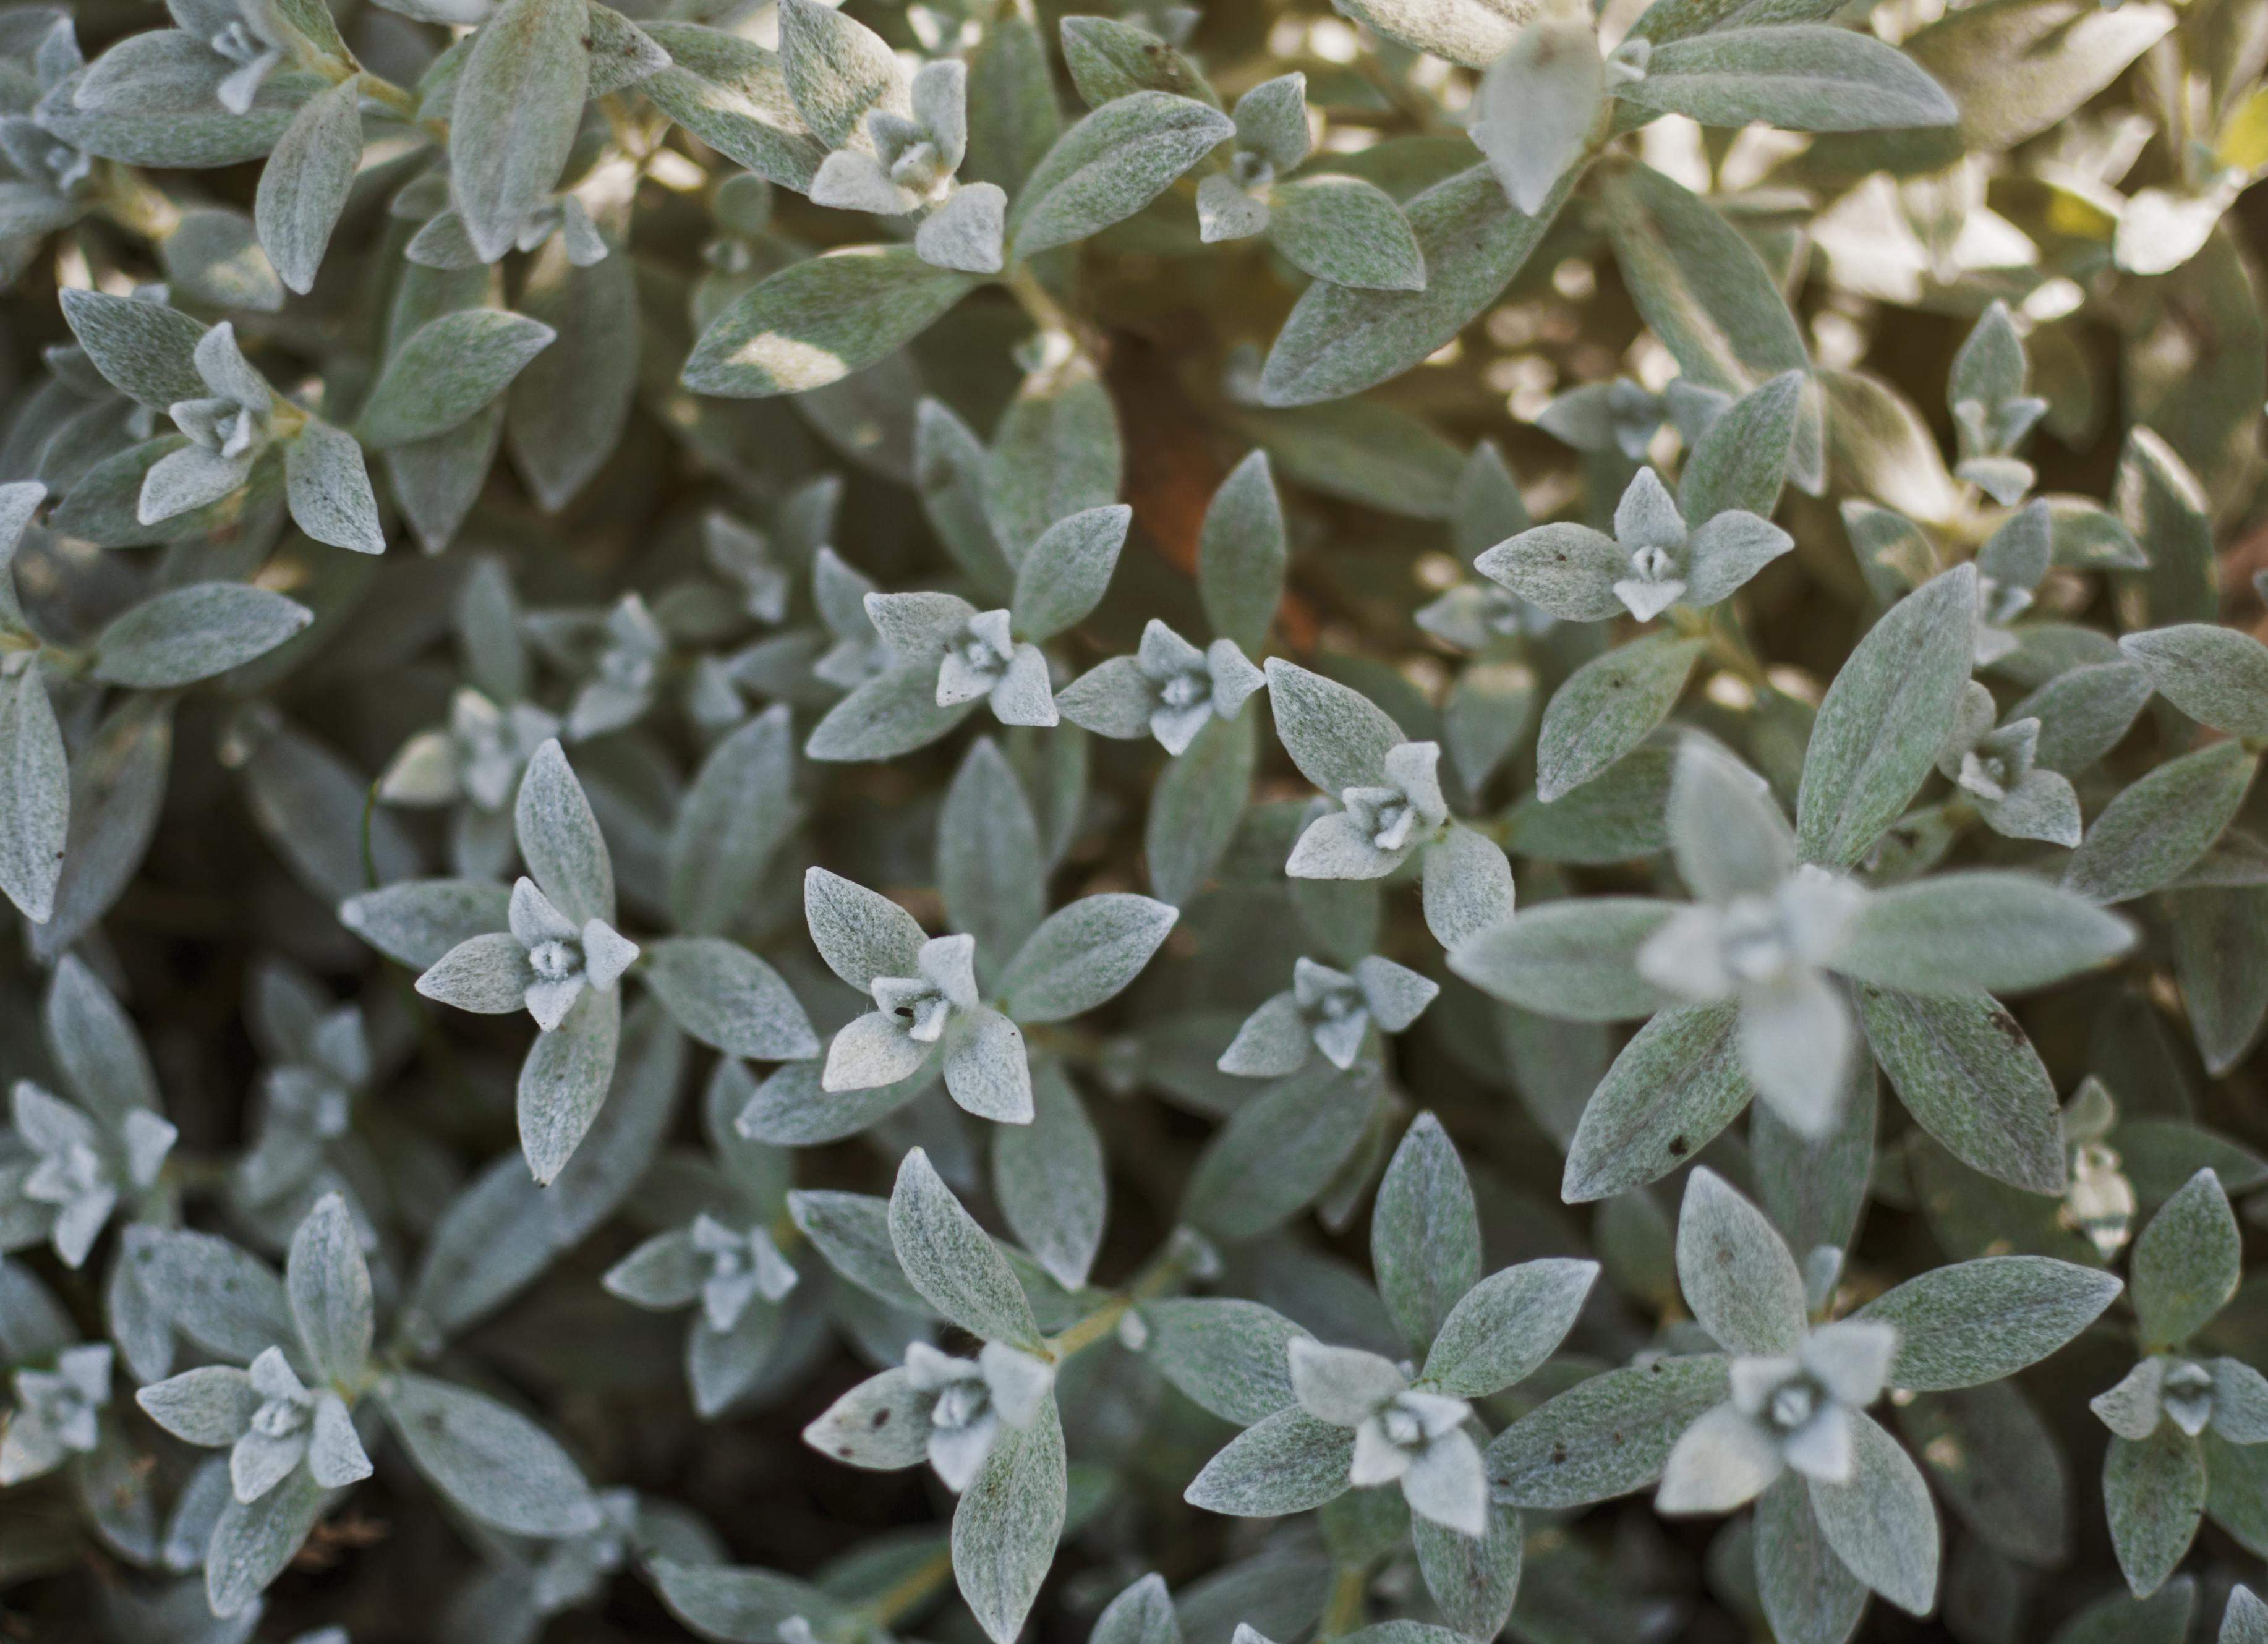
[1,0,2267,1640]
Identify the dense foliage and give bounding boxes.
[4,0,2268,1639]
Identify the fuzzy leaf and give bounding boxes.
[1184,1408,1355,1515]
[1197,451,1286,655]
[1807,1412,1938,1614]
[1422,1259,1598,1399]
[450,0,592,262]
[1010,92,1235,258]
[955,1394,1067,1644]
[1013,505,1132,642]
[93,584,310,688]
[1676,1167,1806,1357]
[1562,1000,1752,1202]
[1261,164,1572,407]
[997,893,1177,1023]
[1371,1114,1481,1354]
[1487,1355,1731,1507]
[684,248,976,398]
[1268,176,1426,292]
[1143,1298,1308,1423]
[1856,1256,2121,1389]
[1624,26,1958,132]
[1449,898,1678,1021]
[1796,566,1977,866]
[2105,1425,2206,1599]
[642,938,820,1062]
[1855,983,2066,1195]
[380,1371,602,1536]
[359,309,557,448]
[2064,741,2257,904]
[1535,636,1705,803]
[992,1063,1106,1290]
[2131,1169,2240,1352]
[1833,872,2132,995]
[0,668,67,926]
[254,77,362,294]
[889,1148,1043,1350]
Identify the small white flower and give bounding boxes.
[13,1079,176,1268]
[139,1344,372,1502]
[1933,688,2081,848]
[207,17,283,113]
[2061,1141,2136,1258]
[1639,864,1864,1002]
[1287,1337,1488,1537]
[937,610,1015,701]
[0,1344,111,1484]
[903,1339,1055,1491]
[2092,1353,2268,1443]
[1295,958,1376,1069]
[688,1212,799,1332]
[379,690,560,816]
[857,592,1057,727]
[508,877,639,1031]
[820,932,1034,1123]
[1475,465,1792,625]
[811,60,971,216]
[1133,621,1266,754]
[804,871,1032,1120]
[1972,573,2036,664]
[1286,742,1451,880]
[1217,955,1441,1076]
[456,692,561,813]
[1610,468,1690,621]
[1604,35,1650,85]
[871,933,978,1046]
[1656,1319,1898,1514]
[568,594,670,740]
[1059,621,1266,751]
[1637,863,1866,1134]
[164,0,297,115]
[234,1002,367,1211]
[929,608,1057,726]
[234,1346,319,1501]
[0,108,92,200]
[805,61,1005,273]
[140,323,276,527]
[2159,1358,2217,1436]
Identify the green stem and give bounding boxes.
[1005,261,1102,365]
[356,70,450,143]
[97,164,179,240]
[1668,605,1768,687]
[861,1548,956,1630]
[1046,1295,1130,1360]
[31,640,94,679]
[1041,1230,1210,1361]
[356,71,417,119]
[1020,1021,1105,1063]
[1317,1566,1368,1640]
[161,1153,233,1193]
